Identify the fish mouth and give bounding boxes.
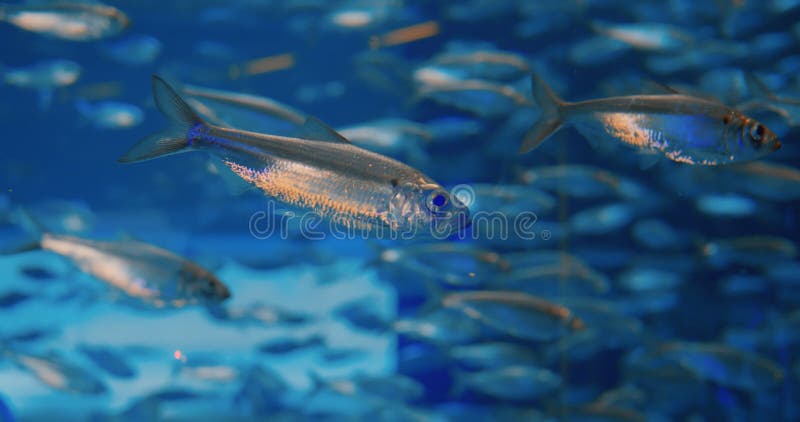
[772,140,782,151]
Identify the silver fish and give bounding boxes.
[0,2,129,41]
[521,75,780,165]
[119,76,470,237]
[4,348,107,395]
[36,233,230,308]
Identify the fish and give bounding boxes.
[656,341,785,391]
[3,348,107,395]
[521,74,781,165]
[77,344,137,379]
[257,334,325,354]
[0,1,129,41]
[309,372,425,403]
[101,34,162,65]
[448,342,541,369]
[119,76,470,237]
[451,365,562,400]
[441,290,585,341]
[76,100,144,130]
[4,230,230,309]
[2,60,81,109]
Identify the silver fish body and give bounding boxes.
[120,76,470,237]
[522,75,781,165]
[40,233,230,308]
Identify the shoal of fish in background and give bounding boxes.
[1,0,800,421]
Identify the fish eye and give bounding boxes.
[749,124,764,146]
[427,191,448,210]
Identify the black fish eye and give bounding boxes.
[749,124,764,145]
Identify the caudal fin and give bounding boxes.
[518,74,566,154]
[118,75,202,163]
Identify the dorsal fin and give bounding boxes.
[300,116,351,143]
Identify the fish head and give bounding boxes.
[729,114,780,158]
[389,182,471,238]
[179,265,232,304]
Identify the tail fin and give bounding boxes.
[118,75,202,163]
[0,208,43,255]
[519,74,566,154]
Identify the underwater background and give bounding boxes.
[1,0,800,420]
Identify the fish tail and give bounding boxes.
[117,75,203,163]
[0,208,43,255]
[518,74,567,154]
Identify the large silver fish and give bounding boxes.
[35,233,230,308]
[521,75,781,165]
[119,76,470,237]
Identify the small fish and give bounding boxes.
[119,76,470,237]
[78,344,136,379]
[630,219,685,250]
[309,372,424,403]
[695,193,757,217]
[3,60,81,108]
[591,21,693,52]
[703,236,797,269]
[0,1,128,41]
[19,265,59,281]
[392,308,485,345]
[0,291,31,309]
[521,75,780,165]
[448,342,541,369]
[333,297,391,332]
[4,348,107,395]
[76,100,143,130]
[519,164,646,200]
[657,341,785,391]
[208,302,313,327]
[441,290,585,341]
[257,334,325,354]
[452,365,562,400]
[101,34,162,65]
[6,231,230,308]
[172,351,239,383]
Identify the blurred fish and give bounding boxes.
[415,77,530,117]
[319,347,367,364]
[208,302,313,327]
[375,242,510,287]
[309,372,424,403]
[703,236,797,269]
[425,116,483,143]
[3,229,231,308]
[119,76,470,237]
[521,75,781,165]
[424,48,531,81]
[452,365,562,400]
[725,161,800,201]
[392,308,485,345]
[491,259,609,297]
[0,2,129,41]
[257,334,325,354]
[369,20,439,49]
[569,202,640,236]
[591,21,693,52]
[76,100,143,130]
[2,60,81,108]
[519,165,646,200]
[3,348,107,394]
[441,290,585,341]
[0,291,31,309]
[182,84,306,127]
[630,219,685,250]
[101,34,162,65]
[77,344,136,379]
[448,342,541,369]
[338,118,432,165]
[695,193,757,218]
[172,352,239,383]
[657,341,784,391]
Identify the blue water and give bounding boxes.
[2,0,800,421]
